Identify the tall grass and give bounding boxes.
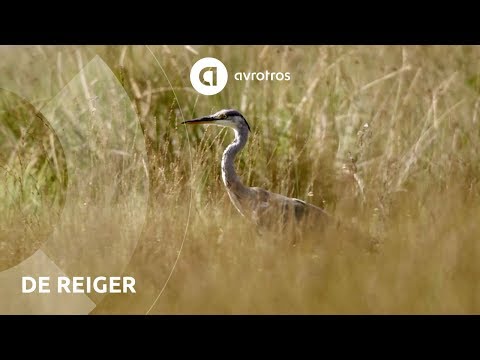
[1,45,480,313]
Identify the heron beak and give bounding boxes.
[181,116,216,125]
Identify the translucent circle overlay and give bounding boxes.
[0,90,67,272]
[0,56,149,314]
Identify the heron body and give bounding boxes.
[182,109,330,230]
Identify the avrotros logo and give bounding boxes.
[190,57,291,95]
[190,57,228,96]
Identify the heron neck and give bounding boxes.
[221,127,249,190]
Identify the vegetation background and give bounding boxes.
[1,45,479,313]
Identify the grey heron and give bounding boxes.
[182,109,331,231]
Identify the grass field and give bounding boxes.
[1,45,480,314]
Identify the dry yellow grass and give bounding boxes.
[1,45,479,314]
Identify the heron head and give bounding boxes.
[181,109,251,132]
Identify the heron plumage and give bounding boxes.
[182,109,330,230]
